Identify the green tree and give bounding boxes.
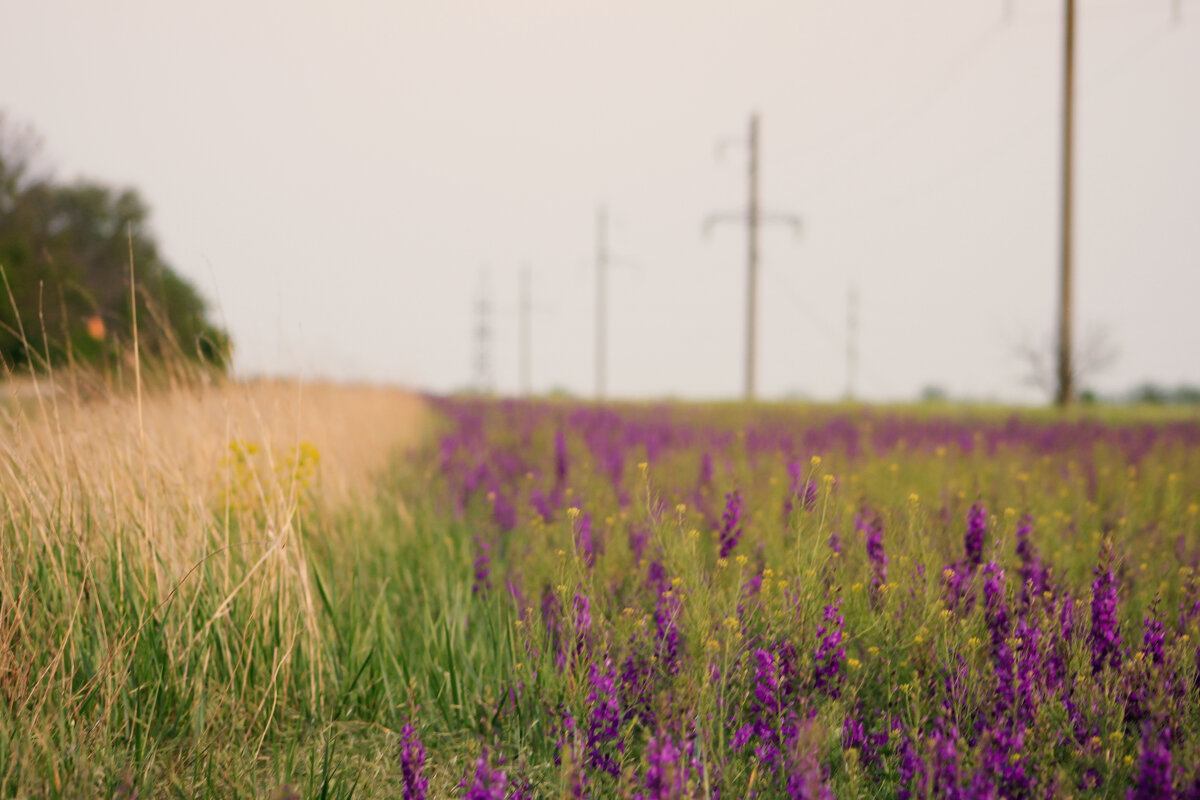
[0,113,229,373]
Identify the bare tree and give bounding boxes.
[1016,324,1118,401]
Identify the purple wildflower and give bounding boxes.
[783,719,834,799]
[1015,515,1047,605]
[575,512,595,568]
[942,561,974,616]
[473,537,492,595]
[747,647,784,767]
[1129,725,1173,800]
[530,487,553,523]
[573,593,593,655]
[897,732,927,800]
[813,599,845,699]
[654,588,682,676]
[1090,543,1122,675]
[930,725,963,800]
[554,429,569,485]
[642,734,686,800]
[858,512,887,605]
[1142,598,1166,667]
[1060,593,1077,642]
[586,659,622,777]
[965,502,987,569]
[718,491,744,559]
[1015,618,1042,724]
[620,647,654,727]
[491,490,517,532]
[399,722,428,800]
[628,525,648,562]
[783,460,819,519]
[983,562,1014,715]
[461,747,507,800]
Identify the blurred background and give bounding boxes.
[1,0,1197,404]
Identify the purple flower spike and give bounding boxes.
[554,429,569,485]
[983,562,1014,715]
[586,659,623,777]
[718,490,744,559]
[576,512,595,568]
[965,503,987,569]
[747,647,784,767]
[643,734,685,800]
[574,592,593,655]
[472,537,492,595]
[897,732,927,800]
[1129,725,1173,800]
[1142,598,1166,667]
[858,511,887,605]
[1089,542,1122,675]
[785,721,835,800]
[399,722,428,800]
[461,747,507,800]
[814,599,845,699]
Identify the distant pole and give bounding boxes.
[704,112,800,402]
[595,206,608,400]
[846,283,859,400]
[745,114,760,401]
[1056,0,1075,408]
[474,270,493,394]
[519,265,532,396]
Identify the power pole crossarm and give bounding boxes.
[702,212,744,236]
[760,213,802,234]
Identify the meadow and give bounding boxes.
[2,377,1199,798]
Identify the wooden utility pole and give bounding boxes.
[1056,0,1075,408]
[595,207,608,400]
[745,115,761,401]
[705,113,800,401]
[519,265,532,396]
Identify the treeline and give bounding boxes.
[0,113,229,374]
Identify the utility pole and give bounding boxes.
[595,207,608,401]
[705,112,801,402]
[519,265,532,397]
[1055,0,1075,408]
[473,270,493,395]
[846,284,859,401]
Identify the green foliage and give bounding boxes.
[0,113,230,373]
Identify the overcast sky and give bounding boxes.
[2,0,1198,402]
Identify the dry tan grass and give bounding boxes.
[0,373,426,570]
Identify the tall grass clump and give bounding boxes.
[0,343,426,796]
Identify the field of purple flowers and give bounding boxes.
[395,399,1200,799]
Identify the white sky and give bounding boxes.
[2,0,1198,402]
